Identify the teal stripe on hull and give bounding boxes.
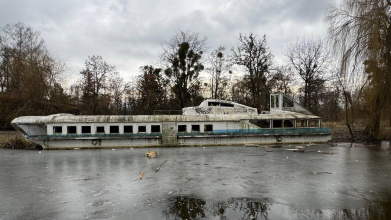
[178,128,330,136]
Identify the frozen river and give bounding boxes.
[0,143,390,219]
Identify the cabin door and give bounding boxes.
[162,122,178,146]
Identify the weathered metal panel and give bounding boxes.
[162,122,177,146]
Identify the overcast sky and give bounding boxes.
[0,0,340,82]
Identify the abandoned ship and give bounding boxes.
[11,92,331,149]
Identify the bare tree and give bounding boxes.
[206,46,232,99]
[0,23,69,127]
[109,75,129,114]
[80,55,117,114]
[231,33,273,111]
[327,0,391,139]
[286,38,330,113]
[270,65,294,96]
[161,30,207,108]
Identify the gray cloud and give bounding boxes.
[0,0,340,82]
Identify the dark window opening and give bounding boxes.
[138,126,146,133]
[110,126,119,134]
[220,103,234,107]
[124,126,133,133]
[96,126,105,133]
[296,120,307,128]
[151,125,161,133]
[208,102,220,106]
[284,120,294,128]
[208,102,234,107]
[53,126,62,134]
[272,120,283,128]
[204,124,213,132]
[308,119,320,127]
[178,125,187,132]
[249,120,270,128]
[67,126,77,134]
[192,125,200,132]
[82,126,91,134]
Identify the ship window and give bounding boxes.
[308,119,320,127]
[284,120,294,128]
[151,125,160,133]
[249,120,270,128]
[271,95,280,108]
[192,125,200,132]
[110,126,119,134]
[96,126,105,133]
[124,126,133,133]
[53,126,62,134]
[178,125,187,132]
[138,126,146,133]
[220,103,234,107]
[82,126,91,134]
[272,120,282,128]
[204,124,213,132]
[208,102,220,106]
[296,119,307,128]
[67,126,77,134]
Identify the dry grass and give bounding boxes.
[0,131,40,149]
[324,121,391,142]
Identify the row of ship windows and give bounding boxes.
[249,119,321,128]
[53,125,160,134]
[51,119,320,134]
[52,124,214,134]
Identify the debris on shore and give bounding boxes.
[156,160,168,172]
[145,151,158,158]
[140,171,144,179]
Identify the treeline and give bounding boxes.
[1,0,391,140]
[0,25,336,121]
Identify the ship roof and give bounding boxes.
[11,112,320,124]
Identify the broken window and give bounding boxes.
[82,126,91,134]
[284,120,294,128]
[308,119,320,127]
[296,119,307,128]
[53,126,62,134]
[204,124,213,132]
[208,102,220,106]
[67,126,77,134]
[124,126,133,133]
[96,126,105,133]
[110,126,119,134]
[249,120,270,128]
[138,126,146,133]
[151,125,161,133]
[192,125,200,132]
[272,120,283,128]
[178,125,187,132]
[271,95,280,108]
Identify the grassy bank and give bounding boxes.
[0,131,40,149]
[324,122,391,143]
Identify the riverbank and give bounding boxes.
[0,131,39,149]
[324,122,391,143]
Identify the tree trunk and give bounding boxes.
[364,92,382,140]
